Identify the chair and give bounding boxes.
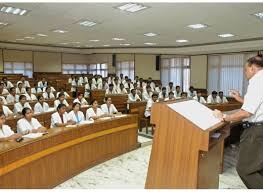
[137,105,154,135]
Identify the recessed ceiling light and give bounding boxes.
[59,42,68,45]
[24,36,35,39]
[218,33,234,38]
[117,3,148,13]
[78,20,97,27]
[176,39,189,43]
[187,24,208,29]
[36,33,47,37]
[53,29,68,33]
[112,37,125,41]
[89,39,100,42]
[103,45,110,47]
[120,43,131,46]
[144,32,158,37]
[144,42,157,45]
[0,6,28,16]
[253,12,263,19]
[16,39,24,41]
[0,22,8,26]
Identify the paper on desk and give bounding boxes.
[99,117,112,120]
[114,114,127,118]
[79,120,94,125]
[167,100,221,130]
[22,133,43,139]
[65,125,78,128]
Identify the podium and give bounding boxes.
[145,100,230,189]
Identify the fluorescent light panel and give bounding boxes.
[218,33,234,38]
[187,23,208,29]
[112,37,125,41]
[16,39,24,41]
[253,12,263,19]
[53,29,68,33]
[0,22,8,26]
[176,39,188,43]
[24,36,35,39]
[0,6,28,16]
[79,20,97,27]
[117,3,148,13]
[89,39,100,42]
[36,33,47,37]
[103,45,110,47]
[144,32,158,37]
[144,42,157,45]
[120,43,130,46]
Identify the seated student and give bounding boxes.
[116,83,128,94]
[101,97,118,115]
[14,95,32,114]
[51,104,75,128]
[217,91,228,104]
[68,102,85,124]
[71,76,82,98]
[6,87,19,104]
[143,81,154,92]
[78,74,86,84]
[0,82,9,96]
[124,79,134,90]
[144,93,159,119]
[34,95,50,114]
[128,89,141,102]
[68,74,74,84]
[0,97,13,117]
[148,77,156,90]
[106,83,117,94]
[43,87,55,100]
[42,82,56,93]
[54,93,69,109]
[193,90,207,104]
[0,112,22,142]
[56,88,70,99]
[187,86,197,98]
[97,79,109,90]
[37,77,48,89]
[166,82,176,93]
[17,76,30,88]
[142,85,153,101]
[86,99,105,120]
[175,86,181,98]
[0,96,7,105]
[155,83,162,93]
[113,78,120,91]
[25,87,37,101]
[73,93,88,106]
[181,92,188,99]
[166,91,176,101]
[207,91,219,104]
[31,83,43,94]
[16,83,26,95]
[84,78,97,98]
[2,77,14,90]
[158,87,169,100]
[17,108,47,135]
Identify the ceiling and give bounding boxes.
[1,2,263,50]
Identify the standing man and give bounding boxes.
[214,55,263,188]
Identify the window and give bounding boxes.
[4,62,33,77]
[161,57,191,91]
[88,63,108,77]
[207,52,256,96]
[116,61,135,80]
[62,64,88,74]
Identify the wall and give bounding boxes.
[190,55,208,89]
[34,52,62,72]
[0,49,3,72]
[135,54,160,79]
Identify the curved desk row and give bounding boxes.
[0,114,138,188]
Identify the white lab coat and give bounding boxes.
[43,87,56,93]
[101,104,118,114]
[105,89,117,95]
[17,118,42,134]
[6,94,19,104]
[158,92,169,100]
[3,81,14,89]
[43,92,55,100]
[68,111,85,123]
[34,102,49,114]
[14,102,32,114]
[2,105,13,117]
[217,96,228,104]
[144,99,156,118]
[73,98,88,105]
[51,112,69,128]
[38,81,48,88]
[86,107,104,120]
[31,87,43,94]
[15,88,26,94]
[142,91,153,101]
[207,95,220,104]
[0,125,14,138]
[56,92,70,99]
[54,99,69,109]
[0,96,7,105]
[17,80,30,88]
[25,93,37,101]
[128,93,141,102]
[193,96,207,104]
[0,89,9,95]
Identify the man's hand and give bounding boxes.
[9,133,22,140]
[229,90,244,103]
[213,109,224,121]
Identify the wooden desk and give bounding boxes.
[206,103,242,111]
[128,101,147,114]
[90,90,106,105]
[0,114,138,188]
[106,94,128,113]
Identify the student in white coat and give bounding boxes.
[101,97,118,115]
[51,104,75,128]
[188,86,197,98]
[166,91,176,101]
[142,86,153,101]
[0,112,22,142]
[56,88,70,99]
[175,86,182,99]
[16,83,26,95]
[0,97,13,117]
[6,87,19,104]
[158,87,169,101]
[37,77,48,89]
[0,83,9,96]
[34,95,50,114]
[207,91,219,104]
[84,79,97,98]
[0,96,7,105]
[54,93,69,109]
[128,89,141,102]
[68,102,85,124]
[25,87,37,101]
[116,83,128,94]
[144,93,159,119]
[17,108,47,135]
[217,91,229,104]
[106,84,117,94]
[73,93,88,106]
[86,100,105,120]
[181,92,188,99]
[2,77,14,90]
[17,77,30,88]
[43,87,55,100]
[14,95,32,114]
[193,90,207,104]
[166,82,176,93]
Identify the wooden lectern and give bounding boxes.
[145,100,230,189]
